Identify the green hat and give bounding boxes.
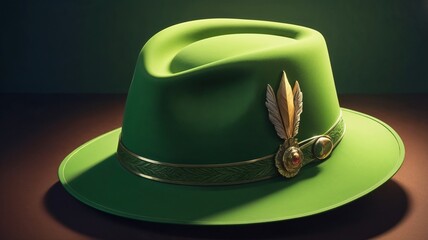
[58,19,404,225]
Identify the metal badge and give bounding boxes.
[266,71,303,178]
[312,136,334,160]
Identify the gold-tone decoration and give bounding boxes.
[292,81,303,136]
[312,136,334,160]
[266,71,304,178]
[276,72,295,138]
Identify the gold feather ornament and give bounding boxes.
[266,71,303,178]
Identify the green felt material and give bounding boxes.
[58,109,404,225]
[121,19,340,165]
[58,19,405,225]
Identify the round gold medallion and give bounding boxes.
[275,146,303,178]
[312,136,333,160]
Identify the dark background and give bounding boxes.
[1,0,427,93]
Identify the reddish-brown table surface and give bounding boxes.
[1,94,427,240]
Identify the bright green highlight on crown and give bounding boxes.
[171,33,296,73]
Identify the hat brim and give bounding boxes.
[58,108,404,225]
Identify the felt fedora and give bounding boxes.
[58,19,404,225]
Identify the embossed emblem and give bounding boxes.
[266,71,303,178]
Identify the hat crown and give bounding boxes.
[120,19,341,165]
[170,33,294,73]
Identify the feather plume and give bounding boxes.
[276,71,295,139]
[292,81,303,137]
[266,84,286,139]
